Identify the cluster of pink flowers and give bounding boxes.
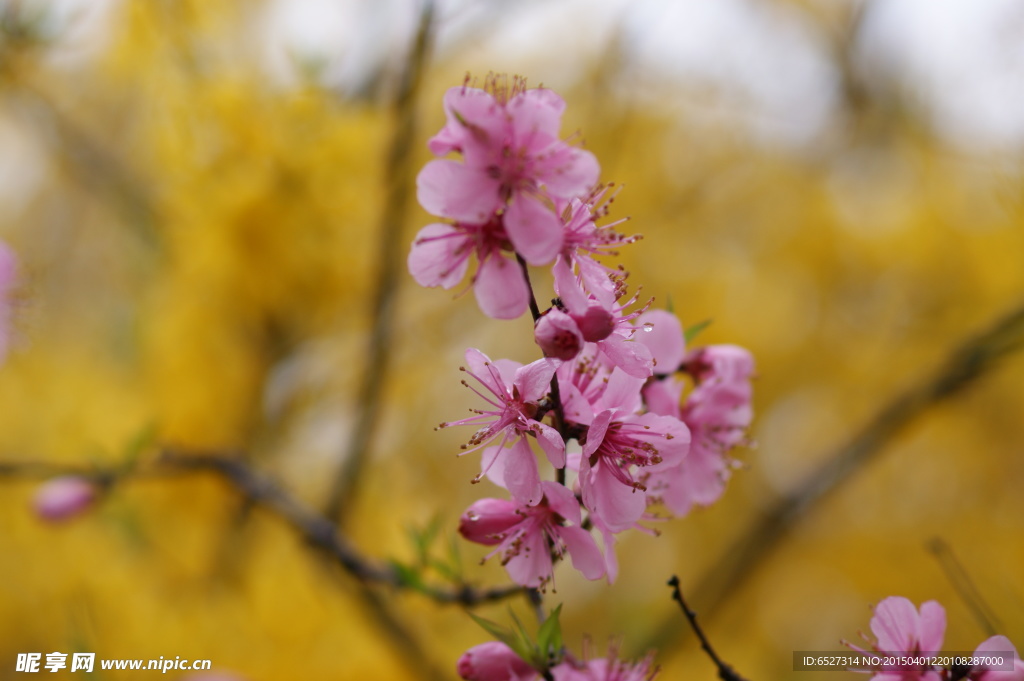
[409,74,755,678]
[846,597,1024,681]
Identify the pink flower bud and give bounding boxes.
[457,642,535,681]
[574,301,615,343]
[458,498,520,546]
[534,309,583,361]
[34,476,97,522]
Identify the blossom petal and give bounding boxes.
[599,334,654,378]
[558,525,604,581]
[871,597,923,653]
[513,357,557,402]
[475,254,530,320]
[407,223,471,289]
[459,498,520,545]
[636,309,685,373]
[553,257,588,316]
[584,461,646,533]
[507,88,566,150]
[504,437,542,506]
[541,481,581,526]
[504,523,551,587]
[533,145,600,199]
[535,423,566,470]
[917,600,946,654]
[504,193,563,266]
[417,159,501,223]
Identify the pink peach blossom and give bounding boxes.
[441,349,564,505]
[459,481,604,588]
[417,80,599,266]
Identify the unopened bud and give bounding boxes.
[34,476,97,522]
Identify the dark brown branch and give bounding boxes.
[324,0,435,525]
[668,576,750,681]
[639,299,1024,655]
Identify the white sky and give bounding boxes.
[8,0,1024,153]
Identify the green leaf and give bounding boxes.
[684,318,712,344]
[467,612,534,663]
[665,295,675,314]
[536,604,563,659]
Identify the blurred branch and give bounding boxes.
[927,537,1002,637]
[0,72,160,246]
[0,451,526,607]
[639,298,1024,655]
[323,0,434,525]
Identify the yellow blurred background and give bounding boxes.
[1,1,1022,680]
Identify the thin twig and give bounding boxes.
[324,0,435,525]
[640,299,1024,655]
[0,452,526,607]
[667,576,750,681]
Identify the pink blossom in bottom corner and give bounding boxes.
[970,636,1024,681]
[457,642,538,681]
[552,652,658,681]
[845,596,946,681]
[33,476,97,522]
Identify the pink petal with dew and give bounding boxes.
[559,525,605,581]
[533,144,601,199]
[540,481,581,526]
[407,223,470,288]
[513,357,557,403]
[503,437,542,506]
[636,310,685,372]
[535,422,566,469]
[459,498,520,545]
[417,159,500,223]
[507,88,566,149]
[503,193,564,266]
[475,254,529,320]
[599,334,654,379]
